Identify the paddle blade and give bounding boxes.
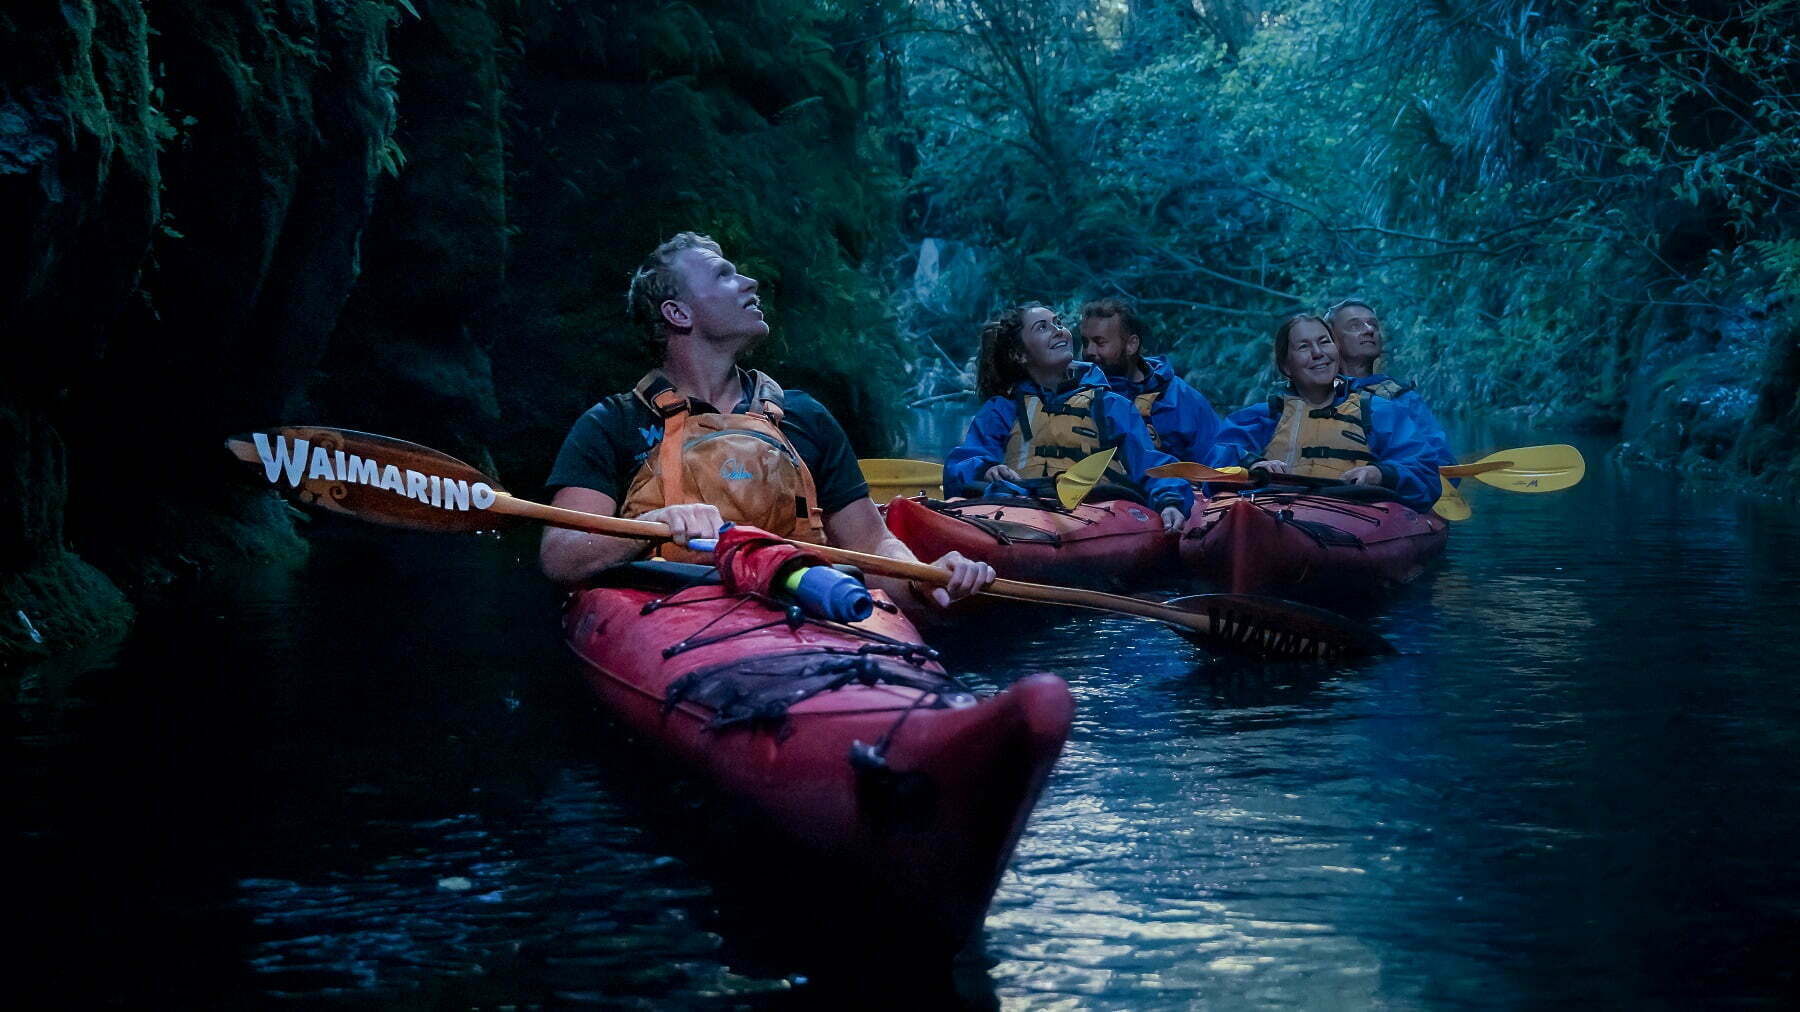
[860,458,943,502]
[1147,461,1253,484]
[1056,447,1118,508]
[1163,593,1396,660]
[1439,459,1512,478]
[225,426,519,534]
[1431,481,1473,521]
[1468,444,1585,493]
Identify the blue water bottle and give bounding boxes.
[685,535,873,622]
[781,565,874,623]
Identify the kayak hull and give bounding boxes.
[562,566,1073,954]
[1179,493,1448,595]
[884,494,1174,585]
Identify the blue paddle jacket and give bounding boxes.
[1206,382,1443,511]
[1344,373,1457,475]
[946,362,1194,514]
[1105,355,1222,464]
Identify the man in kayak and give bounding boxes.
[945,304,1193,531]
[1325,299,1455,471]
[540,231,994,613]
[1079,297,1221,463]
[1208,314,1442,511]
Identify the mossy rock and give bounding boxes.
[0,551,133,671]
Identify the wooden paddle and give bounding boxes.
[228,426,1392,660]
[1148,444,1586,493]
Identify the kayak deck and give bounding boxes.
[561,561,1072,953]
[884,494,1173,585]
[1179,492,1448,596]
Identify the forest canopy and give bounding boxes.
[876,0,1798,451]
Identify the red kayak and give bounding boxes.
[1179,491,1448,595]
[884,494,1174,585]
[562,560,1073,954]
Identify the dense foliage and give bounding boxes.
[874,0,1798,479]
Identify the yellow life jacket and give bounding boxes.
[1261,390,1377,480]
[1131,389,1164,450]
[621,370,825,560]
[1000,385,1131,485]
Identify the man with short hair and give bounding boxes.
[1079,297,1221,463]
[540,231,993,613]
[1324,299,1455,471]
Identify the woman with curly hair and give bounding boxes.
[945,304,1191,531]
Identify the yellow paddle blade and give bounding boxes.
[1055,448,1118,508]
[1431,480,1473,521]
[1147,461,1251,484]
[1465,444,1585,493]
[859,458,943,502]
[1439,459,1512,478]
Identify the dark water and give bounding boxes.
[10,419,1800,1008]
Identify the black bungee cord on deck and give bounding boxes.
[633,575,969,778]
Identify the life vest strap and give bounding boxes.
[1300,446,1377,463]
[657,397,690,507]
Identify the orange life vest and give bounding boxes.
[621,370,826,560]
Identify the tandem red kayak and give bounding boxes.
[1179,492,1448,596]
[883,494,1174,586]
[561,560,1073,954]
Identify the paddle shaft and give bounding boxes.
[496,493,947,581]
[1151,449,1578,490]
[1439,459,1512,477]
[496,493,1224,630]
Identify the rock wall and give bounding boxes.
[2,0,397,666]
[1616,291,1799,492]
[3,0,899,669]
[318,0,505,464]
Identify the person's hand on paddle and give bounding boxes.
[922,550,995,607]
[1340,465,1382,486]
[1160,506,1184,533]
[1249,459,1289,476]
[638,503,725,547]
[983,464,1023,484]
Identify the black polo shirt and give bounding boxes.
[545,370,870,514]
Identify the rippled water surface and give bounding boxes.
[11,421,1800,1007]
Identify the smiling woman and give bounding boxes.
[1276,315,1339,406]
[1204,314,1443,511]
[942,304,1193,530]
[974,304,1067,400]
